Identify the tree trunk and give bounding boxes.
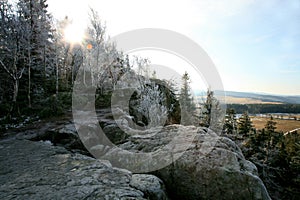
[9,79,20,117]
[43,46,47,89]
[83,66,86,86]
[13,79,19,105]
[28,51,32,108]
[55,44,59,96]
[55,50,59,108]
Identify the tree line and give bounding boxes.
[0,0,132,120]
[227,103,300,114]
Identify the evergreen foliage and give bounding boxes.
[199,89,224,131]
[227,103,300,114]
[179,72,197,125]
[223,108,237,134]
[238,111,253,136]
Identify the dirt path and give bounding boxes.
[284,128,300,136]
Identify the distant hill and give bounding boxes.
[225,91,300,104]
[218,91,300,104]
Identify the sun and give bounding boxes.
[64,24,85,44]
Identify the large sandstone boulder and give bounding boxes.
[130,174,168,200]
[101,125,271,200]
[0,139,168,200]
[10,112,271,199]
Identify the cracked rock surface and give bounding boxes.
[106,125,272,200]
[0,139,167,200]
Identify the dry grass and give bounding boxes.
[225,96,283,104]
[251,116,300,133]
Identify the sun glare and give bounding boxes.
[64,24,85,44]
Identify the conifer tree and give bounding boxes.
[224,108,237,134]
[17,0,53,106]
[238,111,252,136]
[265,117,277,133]
[199,89,224,131]
[179,72,197,125]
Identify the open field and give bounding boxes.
[251,116,300,133]
[225,96,283,104]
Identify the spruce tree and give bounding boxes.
[179,72,197,125]
[17,0,53,106]
[224,108,237,134]
[200,89,213,127]
[265,118,277,133]
[238,111,252,136]
[199,89,224,131]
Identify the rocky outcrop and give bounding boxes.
[15,108,131,153]
[0,139,168,200]
[102,125,271,200]
[8,111,271,199]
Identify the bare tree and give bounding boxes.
[85,9,124,91]
[0,2,27,115]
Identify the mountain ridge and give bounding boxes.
[223,91,300,104]
[194,90,300,104]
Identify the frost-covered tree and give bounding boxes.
[0,1,28,115]
[16,0,53,106]
[83,9,127,91]
[118,58,175,128]
[136,83,168,127]
[52,16,84,92]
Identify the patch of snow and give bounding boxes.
[42,140,53,145]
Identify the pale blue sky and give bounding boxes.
[194,0,300,95]
[48,0,300,95]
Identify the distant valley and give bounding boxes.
[195,90,300,114]
[220,91,300,104]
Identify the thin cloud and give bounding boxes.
[279,69,300,74]
[252,33,273,44]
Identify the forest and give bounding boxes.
[227,103,300,114]
[0,0,299,199]
[0,0,131,122]
[223,109,300,199]
[0,0,221,131]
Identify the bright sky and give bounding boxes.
[48,0,300,95]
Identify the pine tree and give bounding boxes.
[200,89,213,127]
[199,89,224,131]
[179,72,197,125]
[238,111,252,136]
[224,108,237,134]
[265,117,277,133]
[17,0,53,106]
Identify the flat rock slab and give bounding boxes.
[0,139,154,200]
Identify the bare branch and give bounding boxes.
[0,59,15,79]
[18,66,25,79]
